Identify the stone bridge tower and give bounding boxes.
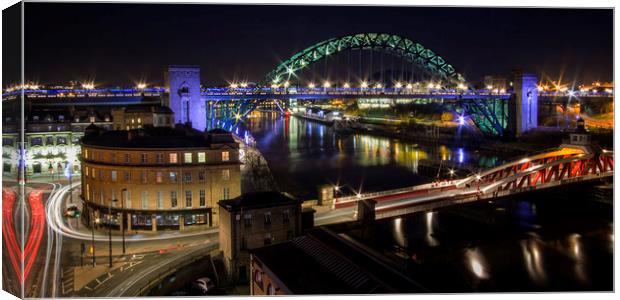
[512,72,539,137]
[164,65,206,130]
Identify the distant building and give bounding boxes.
[2,108,112,176]
[80,125,241,232]
[218,191,302,282]
[483,75,508,92]
[111,104,175,130]
[249,227,427,295]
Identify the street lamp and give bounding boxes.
[109,198,119,268]
[121,188,127,254]
[91,209,98,267]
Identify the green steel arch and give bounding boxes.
[264,32,466,86]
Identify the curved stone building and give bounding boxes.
[80,125,241,232]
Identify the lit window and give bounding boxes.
[85,167,89,177]
[156,172,163,183]
[141,191,148,209]
[156,191,163,209]
[268,284,276,295]
[156,153,163,163]
[124,153,131,163]
[137,118,141,124]
[221,151,230,161]
[169,172,177,183]
[254,270,263,289]
[92,168,96,179]
[131,118,135,124]
[84,149,89,159]
[184,153,192,163]
[223,187,230,200]
[124,190,132,209]
[140,153,148,163]
[222,169,230,181]
[198,152,206,163]
[111,171,117,182]
[264,212,272,226]
[169,153,178,163]
[124,171,131,182]
[141,172,147,183]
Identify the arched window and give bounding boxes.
[267,284,276,295]
[254,270,263,289]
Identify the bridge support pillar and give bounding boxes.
[165,65,206,131]
[513,72,538,137]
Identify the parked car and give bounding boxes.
[192,277,215,294]
[64,205,80,218]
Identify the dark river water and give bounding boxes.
[245,112,613,292]
[245,112,503,199]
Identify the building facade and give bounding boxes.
[218,192,302,282]
[111,104,174,130]
[80,125,241,232]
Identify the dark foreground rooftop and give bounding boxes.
[218,191,299,212]
[251,227,427,294]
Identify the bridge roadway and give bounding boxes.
[315,145,614,225]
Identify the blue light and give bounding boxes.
[458,115,465,125]
[64,162,72,178]
[458,148,464,163]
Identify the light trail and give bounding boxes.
[46,181,217,241]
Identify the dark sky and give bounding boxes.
[19,3,613,87]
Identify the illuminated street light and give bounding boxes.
[395,82,402,88]
[343,82,350,89]
[360,81,369,88]
[458,116,465,125]
[283,81,290,88]
[308,82,316,89]
[486,85,493,90]
[375,83,383,89]
[323,81,331,88]
[449,169,455,175]
[537,85,544,92]
[240,82,248,88]
[136,83,147,89]
[568,90,575,97]
[406,83,413,89]
[428,82,435,89]
[235,113,242,120]
[230,83,238,89]
[457,83,467,90]
[82,82,95,90]
[271,83,279,89]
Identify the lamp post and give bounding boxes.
[121,188,126,254]
[109,199,118,268]
[91,209,97,267]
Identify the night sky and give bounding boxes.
[17,3,613,87]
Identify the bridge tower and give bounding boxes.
[164,65,206,130]
[512,72,538,137]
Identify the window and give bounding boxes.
[198,152,206,163]
[221,169,230,181]
[156,153,164,163]
[198,171,206,182]
[169,153,178,163]
[244,214,252,228]
[264,212,272,226]
[31,137,42,146]
[199,190,206,207]
[57,137,67,145]
[85,167,89,177]
[282,210,290,224]
[183,172,192,183]
[184,153,192,163]
[141,191,148,209]
[267,284,276,295]
[124,171,131,182]
[169,172,177,183]
[264,233,272,246]
[111,190,117,207]
[241,237,247,250]
[221,151,230,161]
[156,172,163,183]
[98,170,104,181]
[140,172,147,184]
[140,153,148,163]
[110,153,116,163]
[100,190,104,205]
[254,270,263,289]
[124,153,131,163]
[124,190,132,209]
[46,136,54,145]
[156,192,163,209]
[86,184,90,200]
[92,168,96,179]
[170,191,178,208]
[185,190,192,207]
[223,187,230,200]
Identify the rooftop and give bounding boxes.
[81,125,238,149]
[251,227,427,294]
[218,191,299,212]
